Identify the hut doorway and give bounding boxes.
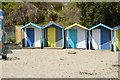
[92,29,101,50]
[26,28,34,47]
[48,27,56,47]
[69,29,77,48]
[116,29,120,50]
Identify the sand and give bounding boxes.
[1,49,119,78]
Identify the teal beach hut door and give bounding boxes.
[27,28,34,47]
[69,29,77,48]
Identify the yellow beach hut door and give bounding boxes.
[48,27,56,47]
[116,29,120,50]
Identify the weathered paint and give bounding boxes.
[116,29,120,50]
[56,27,62,47]
[34,28,42,47]
[100,27,111,50]
[26,28,34,47]
[48,27,56,47]
[69,29,77,48]
[92,29,101,50]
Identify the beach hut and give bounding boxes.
[65,23,88,48]
[20,22,42,48]
[88,23,113,50]
[0,10,4,49]
[113,26,120,51]
[15,25,24,44]
[42,22,64,48]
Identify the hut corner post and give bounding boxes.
[62,29,64,48]
[42,29,44,48]
[86,30,87,49]
[113,30,116,52]
[21,29,22,47]
[88,31,91,50]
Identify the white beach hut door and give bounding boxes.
[92,29,101,49]
[77,27,86,48]
[34,28,41,47]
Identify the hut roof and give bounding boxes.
[42,22,64,29]
[88,23,113,31]
[65,23,88,30]
[20,22,42,29]
[113,26,120,30]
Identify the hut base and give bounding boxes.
[22,47,41,49]
[44,47,63,49]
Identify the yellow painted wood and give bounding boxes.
[116,29,120,50]
[65,23,88,30]
[15,25,24,43]
[48,27,56,47]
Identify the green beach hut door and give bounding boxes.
[69,29,77,48]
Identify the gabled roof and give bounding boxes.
[65,23,88,30]
[20,22,42,29]
[42,22,64,29]
[88,23,113,31]
[113,26,120,31]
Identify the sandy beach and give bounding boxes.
[1,49,119,78]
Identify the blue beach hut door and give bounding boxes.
[69,29,77,48]
[26,28,34,47]
[100,28,111,50]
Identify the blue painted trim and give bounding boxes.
[88,23,113,31]
[43,22,64,29]
[20,22,42,29]
[113,26,120,31]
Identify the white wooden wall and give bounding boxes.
[75,26,86,48]
[66,29,69,48]
[24,28,27,47]
[34,28,42,47]
[92,29,101,50]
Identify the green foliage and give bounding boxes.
[2,2,120,27]
[78,2,120,27]
[49,12,58,21]
[2,2,21,15]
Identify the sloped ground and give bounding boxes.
[2,49,118,78]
